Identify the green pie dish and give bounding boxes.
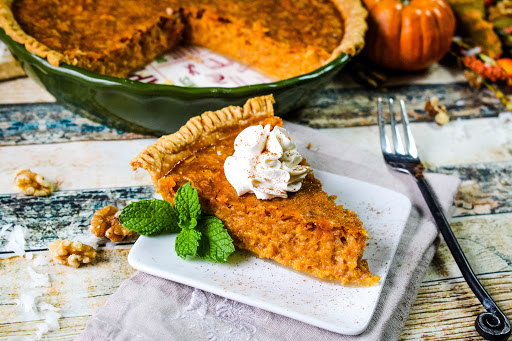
[1,28,351,135]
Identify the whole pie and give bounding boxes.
[131,95,379,285]
[0,0,367,79]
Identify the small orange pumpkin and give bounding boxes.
[363,0,456,71]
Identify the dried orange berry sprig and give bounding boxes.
[462,55,509,83]
[452,39,512,110]
[454,40,511,82]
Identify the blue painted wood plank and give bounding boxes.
[0,102,147,146]
[0,81,502,144]
[288,82,501,128]
[0,186,155,252]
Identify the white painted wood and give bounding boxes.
[322,117,512,166]
[0,78,54,104]
[423,213,512,282]
[0,139,157,194]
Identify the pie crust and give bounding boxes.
[132,95,379,285]
[0,0,367,79]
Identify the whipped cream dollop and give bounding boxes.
[224,124,309,200]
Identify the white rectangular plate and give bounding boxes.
[128,170,412,335]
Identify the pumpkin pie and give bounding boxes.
[0,0,367,79]
[131,95,379,285]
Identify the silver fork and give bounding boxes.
[378,98,511,341]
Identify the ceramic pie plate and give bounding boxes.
[128,170,412,335]
[0,29,352,135]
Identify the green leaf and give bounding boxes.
[197,216,235,263]
[180,217,198,230]
[175,182,201,226]
[119,199,179,236]
[175,228,202,259]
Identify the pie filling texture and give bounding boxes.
[131,95,379,285]
[1,0,366,79]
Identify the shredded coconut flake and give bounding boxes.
[35,323,49,340]
[13,279,61,340]
[32,254,51,267]
[5,225,28,256]
[25,253,34,260]
[84,236,102,250]
[38,302,59,312]
[27,266,50,287]
[14,290,43,313]
[40,302,61,332]
[33,303,61,339]
[42,310,61,331]
[76,231,104,249]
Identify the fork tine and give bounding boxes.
[388,98,405,154]
[399,99,418,158]
[377,98,391,154]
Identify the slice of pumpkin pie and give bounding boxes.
[131,95,379,285]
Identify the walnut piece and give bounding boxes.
[49,240,97,268]
[435,112,450,126]
[90,206,135,242]
[425,96,446,117]
[425,97,450,126]
[14,169,53,196]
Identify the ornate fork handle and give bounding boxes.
[414,171,511,341]
[378,98,511,340]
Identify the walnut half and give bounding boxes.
[14,169,53,196]
[49,240,97,268]
[424,97,450,126]
[90,206,135,242]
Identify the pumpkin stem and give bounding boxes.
[400,0,410,4]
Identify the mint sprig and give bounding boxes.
[120,182,235,263]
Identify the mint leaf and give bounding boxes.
[119,199,179,236]
[198,216,235,263]
[175,182,201,227]
[180,217,198,230]
[175,228,202,259]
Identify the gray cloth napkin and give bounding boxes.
[77,122,461,341]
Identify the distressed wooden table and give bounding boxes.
[1,64,511,340]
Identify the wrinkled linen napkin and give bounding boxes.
[78,122,461,341]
